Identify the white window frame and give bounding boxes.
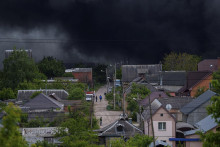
[158,122,166,131]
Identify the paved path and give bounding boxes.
[94,85,122,128]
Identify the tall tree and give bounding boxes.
[38,56,65,79]
[3,49,46,89]
[163,52,201,71]
[0,103,28,147]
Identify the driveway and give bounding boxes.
[94,85,122,128]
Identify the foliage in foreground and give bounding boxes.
[110,134,153,147]
[0,103,28,147]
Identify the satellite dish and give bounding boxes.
[166,104,172,111]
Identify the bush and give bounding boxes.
[0,88,15,100]
[30,91,42,99]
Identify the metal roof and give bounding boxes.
[180,90,216,115]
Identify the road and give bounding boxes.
[94,85,122,128]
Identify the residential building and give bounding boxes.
[142,99,176,147]
[180,90,216,125]
[178,71,212,97]
[17,89,69,102]
[198,58,220,72]
[21,93,64,121]
[67,68,93,84]
[95,118,143,146]
[122,64,162,82]
[22,127,63,145]
[146,71,187,96]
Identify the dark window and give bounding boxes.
[44,137,54,143]
[158,122,166,131]
[160,113,163,117]
[117,125,123,132]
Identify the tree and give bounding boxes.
[0,103,28,147]
[0,88,15,100]
[38,56,65,79]
[110,134,153,147]
[68,88,85,100]
[163,52,201,71]
[3,49,46,89]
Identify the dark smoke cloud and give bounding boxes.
[0,0,220,66]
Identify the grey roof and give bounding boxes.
[157,96,193,110]
[184,115,218,136]
[139,91,168,106]
[176,122,195,130]
[146,71,186,86]
[23,93,63,110]
[180,90,216,115]
[17,89,69,102]
[122,65,161,82]
[142,99,162,121]
[97,118,143,137]
[49,93,82,106]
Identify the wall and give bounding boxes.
[190,74,212,97]
[72,72,92,84]
[187,101,210,125]
[144,108,176,147]
[27,111,65,122]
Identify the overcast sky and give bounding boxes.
[0,0,220,68]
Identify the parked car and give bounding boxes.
[85,91,95,101]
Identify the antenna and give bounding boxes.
[166,104,172,111]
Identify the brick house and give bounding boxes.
[178,71,212,97]
[67,68,92,84]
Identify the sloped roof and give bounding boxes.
[139,91,168,106]
[176,122,195,130]
[178,71,212,93]
[184,115,218,136]
[142,99,162,121]
[17,89,69,102]
[97,118,143,137]
[198,59,219,72]
[49,93,82,106]
[180,90,216,115]
[72,68,92,72]
[157,96,193,109]
[23,93,63,110]
[146,71,186,86]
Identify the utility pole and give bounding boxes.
[113,63,116,110]
[106,68,108,93]
[149,95,155,147]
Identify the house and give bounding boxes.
[142,99,176,147]
[122,64,162,82]
[178,71,213,97]
[21,93,65,121]
[66,68,93,84]
[146,71,187,96]
[49,93,82,112]
[180,90,216,125]
[95,117,143,146]
[22,127,63,145]
[157,96,193,122]
[17,89,69,103]
[198,58,220,72]
[169,115,219,147]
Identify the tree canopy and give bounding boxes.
[0,103,28,147]
[38,56,65,79]
[2,49,46,89]
[163,52,201,71]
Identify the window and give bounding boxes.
[116,124,124,132]
[44,137,54,143]
[158,122,166,131]
[160,113,163,117]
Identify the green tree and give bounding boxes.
[116,68,122,79]
[0,88,15,100]
[110,134,153,147]
[68,88,85,100]
[38,56,65,79]
[3,49,46,89]
[163,52,201,71]
[0,103,28,147]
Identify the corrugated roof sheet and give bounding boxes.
[180,90,216,115]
